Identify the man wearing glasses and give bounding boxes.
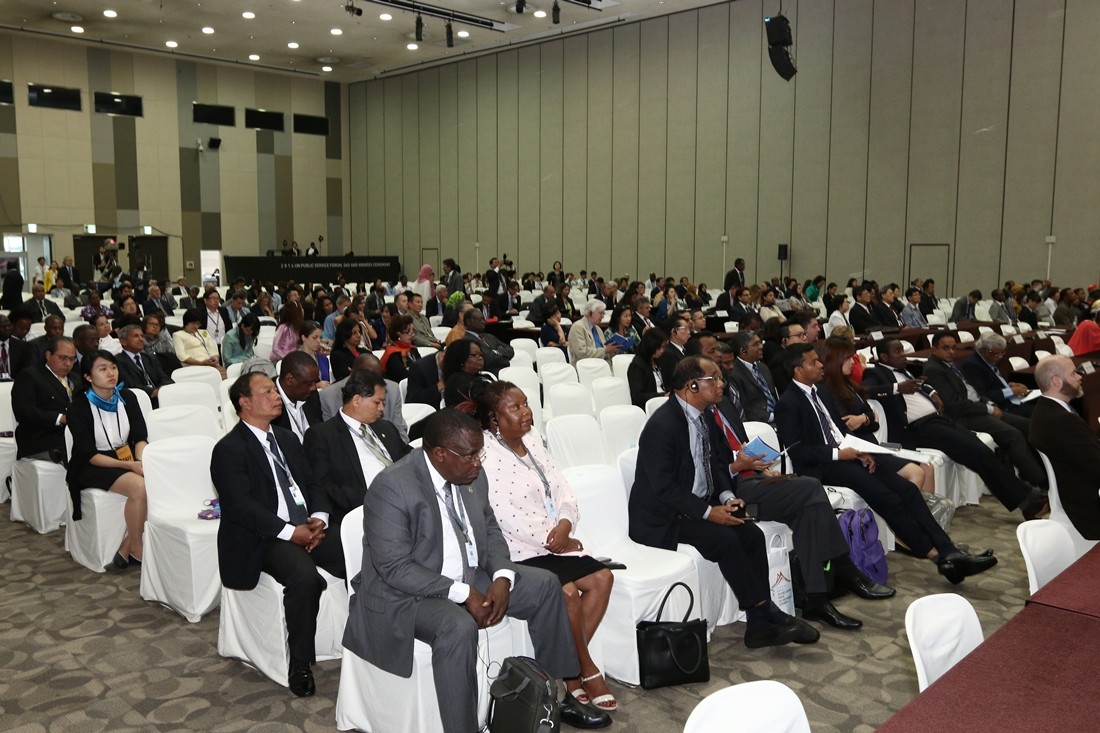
[961,332,1035,418]
[658,315,692,386]
[12,335,76,464]
[344,409,608,733]
[728,329,781,424]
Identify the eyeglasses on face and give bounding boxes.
[444,446,487,464]
[694,375,725,385]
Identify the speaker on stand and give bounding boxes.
[777,244,789,283]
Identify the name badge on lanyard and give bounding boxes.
[288,481,307,507]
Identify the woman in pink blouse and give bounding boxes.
[475,381,617,712]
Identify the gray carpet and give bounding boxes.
[0,497,1030,732]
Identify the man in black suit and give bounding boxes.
[1030,356,1100,539]
[484,257,506,298]
[425,284,450,319]
[628,356,818,647]
[632,296,657,333]
[873,285,905,329]
[961,332,1034,417]
[728,330,779,424]
[272,352,323,443]
[950,290,982,322]
[776,344,998,585]
[1,313,36,379]
[200,289,232,347]
[862,338,1048,520]
[723,258,747,291]
[461,308,513,375]
[658,315,691,386]
[493,281,522,320]
[304,370,410,530]
[528,284,555,322]
[213,372,345,697]
[178,286,202,311]
[919,279,939,316]
[366,286,388,316]
[115,324,173,406]
[847,286,881,335]
[12,335,76,462]
[319,352,409,441]
[143,283,176,317]
[23,283,64,323]
[58,256,80,291]
[922,333,1045,489]
[766,322,808,396]
[407,349,445,409]
[1017,292,1041,330]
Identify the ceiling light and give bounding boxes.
[27,223,37,233]
[71,26,84,33]
[103,10,117,18]
[322,66,333,72]
[166,41,178,47]
[534,9,546,17]
[242,11,255,19]
[331,28,343,35]
[288,42,299,48]
[249,54,260,60]
[407,43,418,50]
[380,13,392,20]
[457,30,470,37]
[43,89,52,93]
[202,27,214,34]
[113,97,122,102]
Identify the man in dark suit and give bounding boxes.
[12,336,76,462]
[872,286,905,329]
[178,286,202,311]
[366,286,388,316]
[776,343,998,585]
[961,332,1034,417]
[922,333,1045,488]
[318,352,409,441]
[493,281,522,320]
[629,356,819,647]
[847,286,881,335]
[632,296,656,333]
[484,257,506,298]
[1030,356,1100,539]
[723,258,747,291]
[728,330,779,424]
[765,322,808,396]
[406,349,445,410]
[304,370,410,530]
[143,283,176,317]
[271,352,323,443]
[527,285,555,322]
[862,338,1048,520]
[461,308,513,375]
[950,290,982,322]
[342,410,605,733]
[1,313,36,379]
[919,279,939,316]
[213,372,345,697]
[655,315,689,386]
[714,286,740,315]
[23,283,64,323]
[58,256,80,291]
[425,284,450,319]
[1017,292,1042,330]
[442,258,464,296]
[115,324,173,406]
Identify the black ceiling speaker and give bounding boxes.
[208,137,222,150]
[765,15,797,81]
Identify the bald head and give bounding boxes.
[352,352,383,376]
[1035,354,1083,401]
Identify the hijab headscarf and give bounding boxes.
[416,264,436,299]
[1068,319,1100,356]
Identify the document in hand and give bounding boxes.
[1021,389,1041,403]
[838,434,933,465]
[741,436,781,464]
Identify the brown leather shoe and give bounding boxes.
[1022,495,1050,522]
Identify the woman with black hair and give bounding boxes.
[66,350,149,569]
[626,327,669,408]
[223,313,261,365]
[441,338,494,408]
[329,317,363,382]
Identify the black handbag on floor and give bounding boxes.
[489,656,559,733]
[636,581,710,690]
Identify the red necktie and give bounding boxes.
[713,410,754,477]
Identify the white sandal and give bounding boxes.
[581,672,617,712]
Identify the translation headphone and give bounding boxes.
[689,381,699,392]
[491,415,499,423]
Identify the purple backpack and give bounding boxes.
[838,508,888,584]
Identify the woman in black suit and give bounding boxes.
[67,350,149,569]
[627,327,669,408]
[329,317,363,382]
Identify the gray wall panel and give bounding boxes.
[539,42,565,274]
[517,46,542,271]
[637,18,669,283]
[612,24,641,281]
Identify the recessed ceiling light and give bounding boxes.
[103,10,117,18]
[330,28,342,35]
[113,97,122,102]
[534,10,546,17]
[288,42,299,48]
[380,13,392,20]
[457,30,469,37]
[166,41,178,47]
[322,66,332,72]
[43,89,52,93]
[249,54,260,60]
[407,43,418,50]
[242,11,255,19]
[71,26,84,33]
[202,27,214,34]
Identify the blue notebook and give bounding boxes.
[741,436,781,464]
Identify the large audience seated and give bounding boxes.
[6,254,1100,731]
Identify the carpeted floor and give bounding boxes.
[0,496,1030,733]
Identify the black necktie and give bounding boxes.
[133,353,151,386]
[698,411,715,501]
[267,433,307,525]
[810,387,839,448]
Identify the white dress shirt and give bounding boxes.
[277,380,309,443]
[826,309,849,337]
[675,395,715,520]
[792,380,843,459]
[881,365,938,422]
[242,421,328,540]
[339,410,390,488]
[90,402,131,452]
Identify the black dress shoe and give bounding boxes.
[288,659,315,697]
[937,551,999,585]
[787,617,821,643]
[1022,495,1050,522]
[801,601,862,630]
[560,691,612,729]
[744,621,803,649]
[112,552,128,570]
[835,572,896,600]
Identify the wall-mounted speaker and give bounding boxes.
[777,244,789,261]
[768,47,798,81]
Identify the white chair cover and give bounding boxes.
[611,353,634,380]
[905,593,983,691]
[535,347,567,372]
[684,680,810,733]
[1056,344,1074,357]
[600,405,645,465]
[140,436,222,622]
[1000,324,1017,336]
[644,395,666,418]
[146,405,222,442]
[518,386,544,435]
[1016,520,1077,595]
[61,427,128,573]
[335,506,514,732]
[591,376,631,415]
[157,383,222,430]
[508,350,535,371]
[0,382,18,501]
[399,378,408,403]
[1034,349,1052,360]
[617,447,638,497]
[539,362,576,392]
[547,382,594,419]
[564,465,700,685]
[546,415,605,468]
[576,359,612,390]
[1018,322,1032,332]
[10,459,67,534]
[1049,335,1065,346]
[171,365,225,393]
[1008,356,1030,372]
[723,321,739,333]
[957,331,975,343]
[225,361,244,382]
[1039,451,1098,558]
[510,338,539,366]
[403,403,436,428]
[866,399,957,509]
[129,388,154,420]
[431,326,452,342]
[429,315,444,327]
[926,313,946,325]
[511,319,535,329]
[499,367,540,393]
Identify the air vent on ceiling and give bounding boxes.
[51,12,83,22]
[344,59,375,69]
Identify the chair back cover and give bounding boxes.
[548,382,594,418]
[684,680,811,733]
[617,447,639,500]
[147,405,221,442]
[562,465,628,548]
[511,338,539,365]
[1016,520,1077,594]
[576,359,612,390]
[535,347,567,372]
[611,353,634,380]
[546,414,605,469]
[1040,451,1099,558]
[499,367,540,393]
[645,395,667,418]
[143,435,218,517]
[905,593,983,691]
[600,405,645,463]
[342,505,365,595]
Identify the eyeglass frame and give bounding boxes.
[444,446,487,464]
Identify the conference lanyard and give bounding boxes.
[495,435,556,522]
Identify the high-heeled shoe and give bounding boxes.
[580,672,617,712]
[112,553,128,570]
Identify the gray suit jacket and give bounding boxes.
[342,449,519,677]
[319,376,409,442]
[729,358,779,424]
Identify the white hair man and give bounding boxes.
[567,301,620,363]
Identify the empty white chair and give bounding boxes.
[545,414,605,468]
[510,338,539,366]
[547,382,594,418]
[905,593,983,691]
[645,395,666,418]
[62,428,129,573]
[1016,521,1077,595]
[1050,335,1065,346]
[564,464,700,686]
[146,405,221,442]
[1017,322,1033,333]
[617,447,638,497]
[1008,356,1030,372]
[576,359,612,390]
[1056,344,1074,357]
[253,341,273,361]
[535,346,567,372]
[10,458,68,534]
[431,326,452,342]
[1000,324,1017,336]
[416,346,437,360]
[978,325,994,335]
[1034,349,1052,360]
[171,365,225,393]
[141,436,222,622]
[157,383,222,428]
[498,367,540,393]
[684,680,810,733]
[403,403,436,428]
[723,321,739,333]
[429,315,443,327]
[511,319,535,329]
[926,313,946,325]
[611,353,634,380]
[957,330,975,343]
[600,405,645,463]
[901,340,916,354]
[539,362,577,394]
[508,350,535,371]
[1039,451,1098,558]
[518,385,544,434]
[591,376,631,415]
